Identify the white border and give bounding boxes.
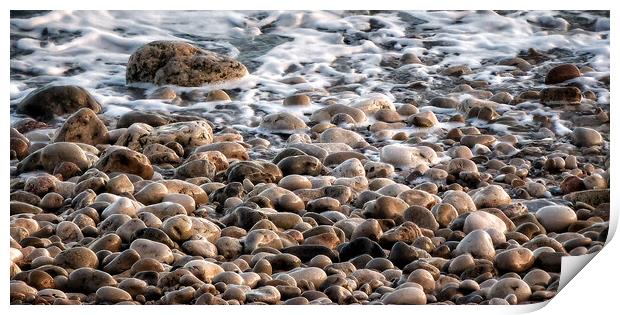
[3,2,617,315]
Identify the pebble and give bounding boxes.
[288,267,328,288]
[362,196,409,220]
[379,144,438,169]
[331,158,365,178]
[260,112,308,131]
[95,146,154,180]
[382,287,426,305]
[19,142,92,174]
[572,127,603,147]
[545,64,581,84]
[320,127,367,148]
[448,253,475,275]
[408,111,439,127]
[206,90,231,101]
[471,185,511,209]
[495,248,535,272]
[403,206,439,231]
[453,229,496,260]
[66,267,117,293]
[430,97,458,109]
[339,237,386,261]
[129,239,174,264]
[488,278,532,303]
[17,85,102,122]
[283,94,311,106]
[245,286,281,304]
[432,203,459,227]
[407,269,435,293]
[540,87,582,105]
[96,286,133,304]
[441,191,477,214]
[463,211,507,234]
[535,205,577,232]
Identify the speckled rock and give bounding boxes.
[126,40,247,86]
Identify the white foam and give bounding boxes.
[10,10,610,129]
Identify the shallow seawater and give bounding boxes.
[10,10,610,129]
[9,10,611,180]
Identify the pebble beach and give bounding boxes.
[9,10,610,305]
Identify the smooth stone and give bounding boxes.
[351,219,383,241]
[258,186,305,213]
[382,287,426,305]
[535,205,577,233]
[283,94,311,106]
[432,203,459,228]
[206,89,231,101]
[66,267,117,294]
[310,104,367,124]
[545,64,581,84]
[442,64,472,76]
[447,158,478,175]
[245,285,281,304]
[453,229,495,260]
[103,249,141,274]
[215,237,243,260]
[488,278,531,303]
[351,96,395,114]
[18,142,91,174]
[259,112,307,131]
[129,239,173,264]
[430,97,458,109]
[119,121,214,152]
[464,211,507,234]
[448,253,475,275]
[56,221,84,242]
[89,233,123,252]
[403,206,439,231]
[212,271,244,285]
[183,260,224,282]
[95,286,133,304]
[339,237,386,261]
[408,111,438,127]
[320,127,367,148]
[102,197,140,219]
[572,127,603,147]
[563,189,609,207]
[287,267,328,288]
[95,146,154,180]
[523,269,551,287]
[495,248,535,273]
[17,85,102,122]
[472,185,511,209]
[398,189,436,207]
[106,174,134,195]
[379,144,438,169]
[331,158,365,178]
[407,269,435,293]
[387,242,424,269]
[441,191,477,214]
[362,195,409,220]
[277,155,324,176]
[278,175,312,191]
[182,239,218,258]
